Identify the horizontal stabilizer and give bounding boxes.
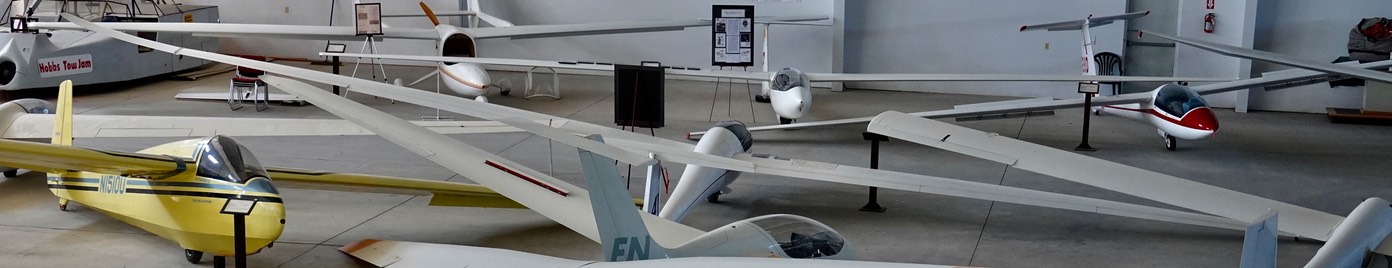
[867,111,1344,241]
[1020,11,1149,32]
[0,139,188,179]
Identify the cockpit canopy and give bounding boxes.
[1153,84,1209,118]
[749,215,846,258]
[770,68,807,92]
[715,120,753,151]
[194,136,268,184]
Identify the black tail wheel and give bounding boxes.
[0,61,15,86]
[184,249,203,264]
[1165,134,1177,151]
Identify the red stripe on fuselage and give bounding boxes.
[1101,105,1218,131]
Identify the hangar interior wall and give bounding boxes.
[841,1,1127,100]
[183,0,457,60]
[185,0,1392,114]
[1249,0,1392,113]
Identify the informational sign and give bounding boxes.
[220,199,258,215]
[37,54,93,78]
[711,5,754,67]
[10,17,26,32]
[1077,82,1100,94]
[354,3,383,36]
[325,43,347,53]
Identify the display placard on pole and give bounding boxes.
[711,5,754,67]
[354,3,383,36]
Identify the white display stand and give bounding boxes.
[1365,81,1392,113]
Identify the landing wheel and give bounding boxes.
[1164,134,1177,151]
[706,192,721,203]
[779,117,793,124]
[500,89,511,96]
[3,169,16,177]
[58,199,69,211]
[754,95,771,103]
[184,249,203,264]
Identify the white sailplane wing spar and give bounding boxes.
[867,110,1392,267]
[62,13,1262,234]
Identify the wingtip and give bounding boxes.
[338,239,382,254]
[1137,30,1145,38]
[1143,10,1152,16]
[1019,25,1028,32]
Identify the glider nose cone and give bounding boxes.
[1181,107,1219,132]
[441,63,491,96]
[771,87,808,119]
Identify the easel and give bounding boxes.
[706,66,757,123]
[344,36,391,102]
[344,2,392,103]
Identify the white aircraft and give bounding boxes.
[0,0,218,92]
[867,110,1392,267]
[329,10,1226,123]
[690,12,1392,150]
[84,15,1392,266]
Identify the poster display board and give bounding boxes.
[711,5,754,67]
[354,3,383,36]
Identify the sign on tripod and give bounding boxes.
[354,3,383,36]
[711,5,754,67]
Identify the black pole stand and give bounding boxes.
[859,132,888,212]
[214,256,225,268]
[332,56,341,95]
[1075,91,1096,152]
[219,199,256,268]
[234,214,247,268]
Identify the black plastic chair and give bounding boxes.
[1094,52,1124,95]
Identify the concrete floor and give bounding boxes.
[0,62,1388,267]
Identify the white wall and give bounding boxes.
[1171,0,1258,111]
[183,0,834,73]
[1248,0,1392,113]
[182,0,457,59]
[842,0,1127,99]
[471,0,834,73]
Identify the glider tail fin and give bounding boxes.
[50,80,72,146]
[578,134,669,261]
[1238,210,1278,268]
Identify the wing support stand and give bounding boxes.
[859,132,888,212]
[525,66,561,99]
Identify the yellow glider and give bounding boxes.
[0,80,530,264]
